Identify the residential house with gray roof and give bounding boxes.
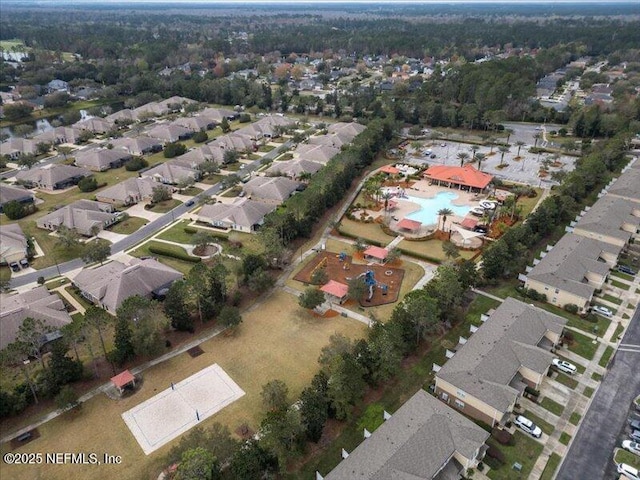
[242,176,300,205]
[0,223,28,265]
[111,136,163,156]
[74,148,132,172]
[0,184,34,212]
[105,108,136,126]
[522,233,622,311]
[569,195,640,248]
[33,126,83,146]
[0,137,37,160]
[606,160,640,204]
[325,389,489,480]
[198,107,237,123]
[72,258,182,313]
[140,161,200,185]
[434,298,566,427]
[197,198,276,233]
[172,116,216,132]
[96,177,169,207]
[74,117,114,134]
[0,286,72,351]
[16,163,91,190]
[37,199,118,236]
[209,133,256,154]
[148,124,193,144]
[292,143,340,165]
[265,158,323,180]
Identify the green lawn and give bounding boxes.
[540,453,562,480]
[129,241,197,276]
[465,294,501,326]
[540,397,564,416]
[180,186,204,196]
[611,280,631,291]
[258,144,275,153]
[146,199,182,213]
[592,372,603,381]
[221,186,242,197]
[583,386,595,398]
[567,330,599,360]
[222,162,243,172]
[554,372,579,389]
[523,410,555,435]
[612,323,625,341]
[569,412,581,425]
[610,270,634,281]
[599,346,615,368]
[559,432,571,445]
[108,216,148,235]
[615,449,640,470]
[602,293,623,305]
[199,174,224,185]
[64,285,95,311]
[486,431,544,480]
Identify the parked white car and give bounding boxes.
[591,305,613,318]
[623,440,640,456]
[513,415,542,438]
[552,358,577,375]
[618,463,640,480]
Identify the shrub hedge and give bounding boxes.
[148,244,201,263]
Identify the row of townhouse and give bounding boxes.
[326,297,566,479]
[520,159,640,312]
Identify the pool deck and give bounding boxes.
[384,181,483,234]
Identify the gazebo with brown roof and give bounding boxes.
[380,165,400,175]
[111,370,136,395]
[321,280,349,304]
[363,246,389,264]
[397,218,422,232]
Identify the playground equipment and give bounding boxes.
[338,252,347,262]
[353,270,389,302]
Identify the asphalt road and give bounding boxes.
[8,139,292,289]
[556,306,640,480]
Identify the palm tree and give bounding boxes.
[515,140,525,157]
[475,152,486,171]
[533,133,541,149]
[505,128,514,144]
[437,208,453,232]
[488,137,496,154]
[382,191,393,213]
[470,145,480,161]
[498,145,510,167]
[457,151,469,167]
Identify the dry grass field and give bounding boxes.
[1,290,366,480]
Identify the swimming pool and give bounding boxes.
[405,192,471,226]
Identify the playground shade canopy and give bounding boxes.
[397,218,422,231]
[363,246,389,261]
[321,280,349,299]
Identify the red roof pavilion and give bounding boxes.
[380,165,400,175]
[397,218,422,231]
[321,280,349,300]
[424,165,493,190]
[111,370,136,394]
[363,246,389,261]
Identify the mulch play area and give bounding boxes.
[294,251,405,307]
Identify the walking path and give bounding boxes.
[51,285,86,314]
[470,288,505,303]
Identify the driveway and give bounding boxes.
[556,305,640,480]
[97,230,128,243]
[123,202,164,221]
